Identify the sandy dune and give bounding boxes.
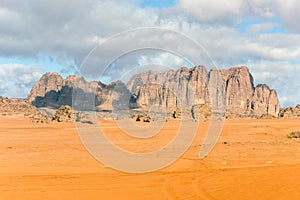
[1,117,300,199]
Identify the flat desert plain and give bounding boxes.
[1,117,300,200]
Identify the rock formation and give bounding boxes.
[28,73,101,108]
[51,105,95,123]
[251,84,280,116]
[191,104,212,121]
[260,113,276,119]
[28,72,64,107]
[130,84,177,110]
[219,66,254,115]
[172,107,182,119]
[279,104,300,118]
[0,96,50,123]
[0,96,95,124]
[28,72,129,111]
[128,66,280,117]
[128,66,209,110]
[28,65,281,118]
[132,114,151,122]
[28,72,64,101]
[52,105,75,123]
[218,67,281,116]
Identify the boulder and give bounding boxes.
[52,105,75,123]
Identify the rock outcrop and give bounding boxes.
[133,114,151,122]
[260,113,276,119]
[28,72,129,111]
[28,65,281,118]
[0,96,95,124]
[279,104,300,118]
[52,105,75,123]
[128,66,209,110]
[130,84,177,111]
[28,73,102,108]
[128,66,280,117]
[219,67,280,116]
[251,84,280,116]
[0,96,50,123]
[172,107,182,119]
[219,66,254,115]
[51,105,95,123]
[191,104,212,121]
[171,104,211,121]
[28,72,64,106]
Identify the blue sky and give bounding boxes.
[0,0,300,107]
[140,0,176,8]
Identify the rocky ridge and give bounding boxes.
[28,72,129,111]
[279,104,300,118]
[0,96,94,124]
[0,96,50,123]
[27,65,281,120]
[128,66,280,117]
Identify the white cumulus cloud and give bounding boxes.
[0,64,42,98]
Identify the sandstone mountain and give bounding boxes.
[128,66,209,111]
[28,65,281,118]
[28,72,129,111]
[128,66,280,117]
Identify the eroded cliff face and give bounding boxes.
[219,66,254,115]
[28,72,64,105]
[251,84,280,116]
[28,65,281,117]
[28,73,99,108]
[28,72,131,112]
[128,66,280,117]
[128,66,209,111]
[130,84,177,110]
[218,67,280,116]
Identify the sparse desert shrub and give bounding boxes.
[287,131,300,139]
